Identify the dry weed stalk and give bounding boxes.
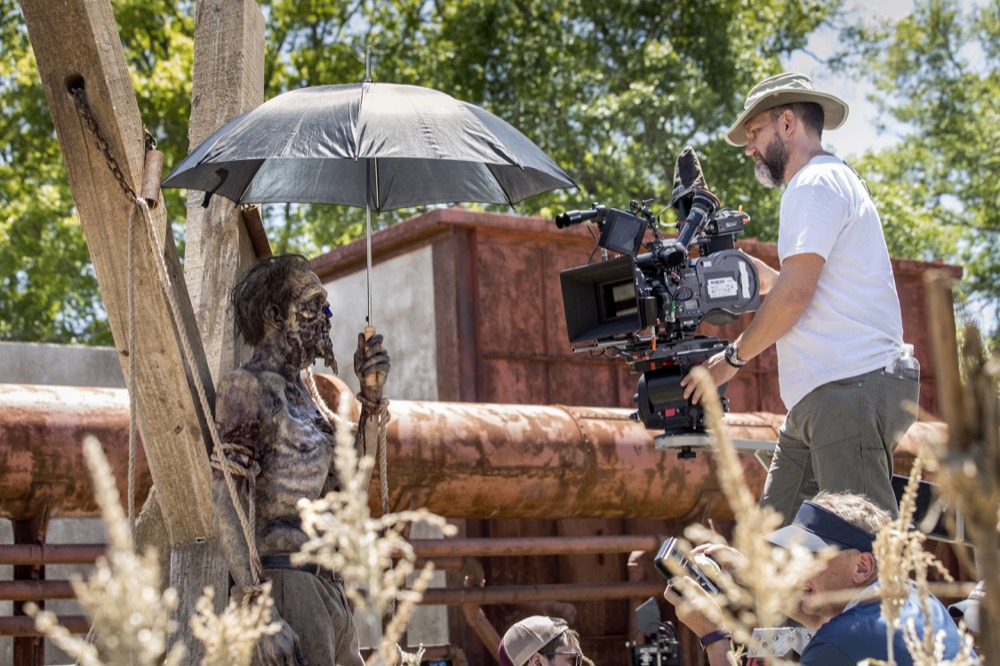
[669,368,831,664]
[397,644,425,665]
[865,454,972,665]
[294,393,456,665]
[898,617,981,666]
[190,582,282,666]
[25,435,186,665]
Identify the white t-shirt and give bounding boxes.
[776,155,903,409]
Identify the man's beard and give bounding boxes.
[753,136,787,188]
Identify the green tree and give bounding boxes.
[0,0,193,344]
[840,0,1000,341]
[259,0,835,248]
[3,0,837,343]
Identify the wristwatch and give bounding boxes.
[699,629,733,650]
[723,344,747,368]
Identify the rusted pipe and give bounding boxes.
[410,534,662,559]
[421,581,667,605]
[0,580,75,602]
[0,615,89,637]
[0,380,937,520]
[1,537,660,572]
[0,384,151,520]
[0,544,106,566]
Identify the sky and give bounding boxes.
[782,0,917,158]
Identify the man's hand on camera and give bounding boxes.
[681,351,738,405]
[355,332,390,404]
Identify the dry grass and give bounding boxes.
[189,582,281,666]
[25,423,446,666]
[863,454,981,666]
[293,390,456,666]
[25,435,186,666]
[667,367,833,664]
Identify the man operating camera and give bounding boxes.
[681,72,919,526]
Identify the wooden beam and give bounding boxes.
[167,2,268,657]
[183,0,268,387]
[20,0,215,545]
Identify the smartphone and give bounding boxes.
[654,537,720,594]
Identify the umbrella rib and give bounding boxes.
[486,164,518,208]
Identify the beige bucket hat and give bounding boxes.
[725,72,849,146]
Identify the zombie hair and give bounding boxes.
[770,101,825,138]
[231,254,311,344]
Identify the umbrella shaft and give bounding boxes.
[366,206,373,326]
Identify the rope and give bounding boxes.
[133,198,264,584]
[70,85,264,585]
[304,369,391,516]
[127,205,137,534]
[353,390,392,517]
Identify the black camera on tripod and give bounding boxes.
[627,597,682,666]
[555,148,760,449]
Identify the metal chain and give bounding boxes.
[70,84,156,204]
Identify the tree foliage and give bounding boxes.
[839,0,1000,340]
[0,0,193,343]
[28,0,1000,346]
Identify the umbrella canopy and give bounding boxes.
[162,82,577,211]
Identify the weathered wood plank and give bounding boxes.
[169,1,267,657]
[20,0,215,544]
[168,537,229,662]
[183,0,268,387]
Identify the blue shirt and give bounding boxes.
[800,588,967,665]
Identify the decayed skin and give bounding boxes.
[212,259,389,665]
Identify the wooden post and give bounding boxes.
[924,270,1000,660]
[169,1,267,660]
[184,0,269,387]
[20,0,215,544]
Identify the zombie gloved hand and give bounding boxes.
[354,332,390,406]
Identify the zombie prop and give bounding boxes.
[211,254,389,666]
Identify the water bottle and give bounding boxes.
[894,343,920,382]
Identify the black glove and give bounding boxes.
[354,332,390,405]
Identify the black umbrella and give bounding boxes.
[162,80,577,328]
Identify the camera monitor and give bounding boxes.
[598,208,647,256]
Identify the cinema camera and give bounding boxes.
[555,147,760,452]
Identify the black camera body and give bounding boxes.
[556,171,760,445]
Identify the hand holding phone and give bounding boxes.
[654,537,721,595]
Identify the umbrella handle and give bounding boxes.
[363,325,379,389]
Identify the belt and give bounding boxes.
[259,555,343,584]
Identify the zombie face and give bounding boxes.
[285,270,338,373]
